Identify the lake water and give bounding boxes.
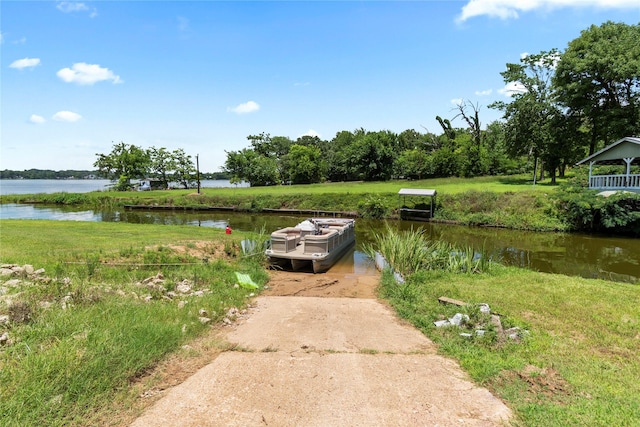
[1,204,638,283]
[0,179,245,195]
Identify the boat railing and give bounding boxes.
[270,227,302,253]
[303,228,340,255]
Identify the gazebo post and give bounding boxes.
[589,161,595,189]
[624,157,633,187]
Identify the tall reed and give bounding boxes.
[363,224,494,277]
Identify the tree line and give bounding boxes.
[224,21,640,187]
[0,169,99,180]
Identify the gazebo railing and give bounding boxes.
[589,174,640,190]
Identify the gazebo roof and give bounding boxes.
[576,137,640,166]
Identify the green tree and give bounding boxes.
[171,149,197,189]
[287,144,325,184]
[223,148,279,187]
[554,21,640,155]
[395,148,432,180]
[491,50,565,183]
[326,130,357,181]
[94,142,150,191]
[148,147,175,189]
[348,131,396,181]
[452,101,486,177]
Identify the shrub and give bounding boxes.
[553,175,640,235]
[357,195,389,219]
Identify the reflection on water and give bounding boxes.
[1,204,638,283]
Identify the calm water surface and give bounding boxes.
[1,204,638,283]
[0,179,245,195]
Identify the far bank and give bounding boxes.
[1,174,639,236]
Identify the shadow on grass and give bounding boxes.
[497,176,560,187]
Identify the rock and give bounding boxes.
[0,332,10,345]
[433,319,450,328]
[478,303,490,314]
[192,290,204,297]
[449,313,469,326]
[12,266,25,276]
[34,268,46,275]
[198,317,211,324]
[490,315,503,334]
[198,308,208,316]
[61,295,73,310]
[475,330,486,336]
[223,317,232,325]
[1,268,14,277]
[460,333,473,338]
[0,315,9,325]
[23,265,35,275]
[177,300,186,309]
[176,283,191,294]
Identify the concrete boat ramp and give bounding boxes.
[131,272,511,426]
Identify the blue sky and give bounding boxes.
[2,1,639,173]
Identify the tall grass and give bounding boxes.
[363,224,494,277]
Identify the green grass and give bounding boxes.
[0,220,269,426]
[379,266,640,426]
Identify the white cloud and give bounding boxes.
[57,63,122,85]
[57,1,89,13]
[457,0,640,22]
[56,2,97,17]
[475,89,493,96]
[227,101,260,114]
[52,111,82,122]
[450,98,464,106]
[9,57,41,70]
[29,114,46,124]
[499,81,528,96]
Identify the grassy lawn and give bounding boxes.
[378,261,640,426]
[0,220,269,426]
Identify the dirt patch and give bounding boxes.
[494,364,571,405]
[264,270,379,298]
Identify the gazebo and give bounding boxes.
[576,136,640,193]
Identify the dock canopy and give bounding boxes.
[398,188,437,220]
[398,188,437,197]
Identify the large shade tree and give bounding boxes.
[94,142,150,190]
[554,21,640,155]
[491,50,569,183]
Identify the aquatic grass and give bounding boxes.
[363,224,495,277]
